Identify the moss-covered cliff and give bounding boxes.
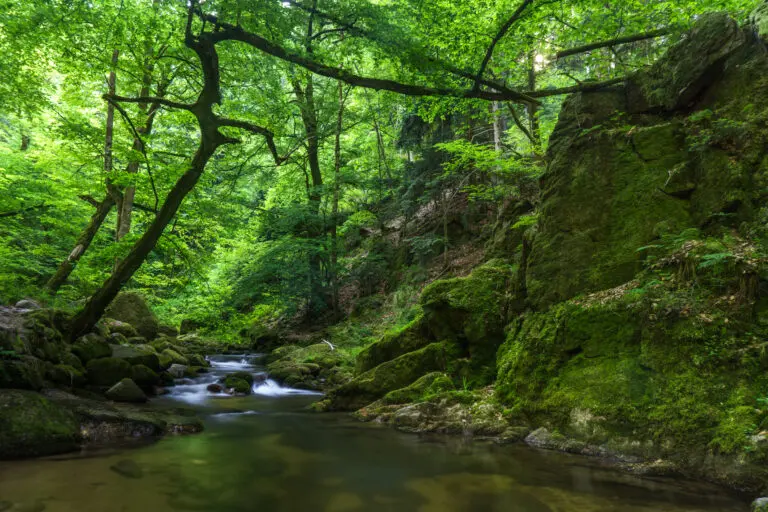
[315,10,768,492]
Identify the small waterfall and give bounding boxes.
[252,379,321,397]
[166,353,321,404]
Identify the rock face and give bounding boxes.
[0,390,79,458]
[491,13,768,491]
[105,293,159,340]
[526,13,768,308]
[753,0,768,40]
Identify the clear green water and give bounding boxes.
[0,356,749,512]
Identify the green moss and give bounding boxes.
[71,334,111,364]
[420,260,519,386]
[161,348,188,366]
[325,342,449,411]
[356,315,431,374]
[0,390,79,458]
[47,364,86,388]
[86,357,132,387]
[111,344,160,372]
[130,364,159,388]
[496,281,768,458]
[382,372,455,405]
[0,358,44,390]
[223,376,251,394]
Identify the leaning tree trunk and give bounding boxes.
[47,50,120,294]
[46,197,114,292]
[69,142,215,339]
[69,6,234,339]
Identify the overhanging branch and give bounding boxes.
[473,0,534,90]
[556,29,670,60]
[202,15,538,103]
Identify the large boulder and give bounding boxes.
[105,293,159,340]
[47,364,86,388]
[324,343,448,411]
[131,364,160,389]
[0,390,80,458]
[71,333,111,364]
[111,344,160,372]
[105,319,139,339]
[105,378,147,403]
[0,357,44,390]
[86,357,132,387]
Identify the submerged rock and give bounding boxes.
[110,459,143,479]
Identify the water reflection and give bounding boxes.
[0,355,748,512]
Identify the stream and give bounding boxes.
[0,354,750,512]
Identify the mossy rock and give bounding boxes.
[71,334,111,364]
[161,348,188,366]
[0,357,44,390]
[223,376,251,395]
[420,261,519,385]
[267,361,321,388]
[227,371,254,385]
[105,293,159,340]
[382,372,455,405]
[104,319,139,339]
[495,286,768,466]
[86,357,132,387]
[157,352,173,371]
[157,324,178,337]
[111,344,160,372]
[105,378,147,403]
[356,316,431,374]
[325,342,449,411]
[47,364,86,388]
[186,353,208,368]
[0,390,79,459]
[131,364,160,389]
[61,351,84,371]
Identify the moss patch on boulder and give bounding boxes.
[86,357,132,388]
[105,293,159,340]
[324,342,448,411]
[0,390,79,459]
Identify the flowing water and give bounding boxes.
[0,355,750,512]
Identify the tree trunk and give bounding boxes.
[292,75,325,315]
[492,101,503,152]
[527,51,541,154]
[20,134,30,151]
[116,44,156,241]
[330,81,346,316]
[104,50,120,200]
[45,196,114,293]
[47,50,120,293]
[69,142,215,339]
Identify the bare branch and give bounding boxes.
[525,77,625,98]
[556,29,669,60]
[106,94,194,111]
[473,0,535,90]
[202,16,537,103]
[217,117,285,165]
